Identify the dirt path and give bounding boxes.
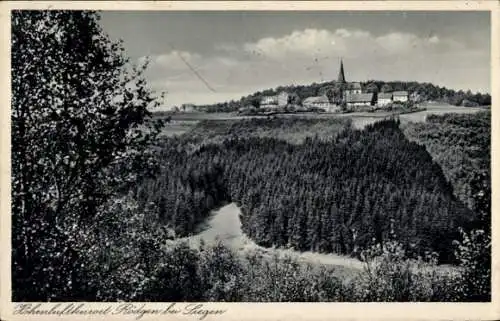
[176,203,459,276]
[181,203,365,270]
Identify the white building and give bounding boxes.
[260,91,290,109]
[325,105,342,113]
[393,91,409,103]
[345,93,374,108]
[302,95,330,109]
[277,92,290,107]
[345,82,362,95]
[377,93,392,107]
[260,95,278,108]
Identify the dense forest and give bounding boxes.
[194,80,491,112]
[403,112,490,213]
[136,118,474,263]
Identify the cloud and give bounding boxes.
[429,35,440,44]
[243,28,349,59]
[375,32,422,54]
[153,51,202,70]
[242,28,449,59]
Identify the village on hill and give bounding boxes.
[175,59,427,115]
[172,58,490,116]
[256,59,417,114]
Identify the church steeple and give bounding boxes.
[337,58,346,83]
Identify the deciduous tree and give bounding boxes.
[11,10,163,300]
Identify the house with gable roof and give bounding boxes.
[393,91,409,103]
[377,93,393,107]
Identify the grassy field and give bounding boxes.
[153,103,487,137]
[153,113,247,138]
[156,120,199,138]
[186,117,353,145]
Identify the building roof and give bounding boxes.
[393,91,409,96]
[346,82,362,90]
[303,95,329,104]
[378,93,392,100]
[346,93,373,103]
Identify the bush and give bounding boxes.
[141,242,203,301]
[453,228,491,301]
[75,196,168,301]
[198,241,245,301]
[353,240,463,301]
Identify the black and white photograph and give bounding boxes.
[2,1,498,318]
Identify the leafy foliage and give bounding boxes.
[11,10,163,301]
[356,240,462,301]
[453,229,491,301]
[87,237,467,302]
[452,161,491,302]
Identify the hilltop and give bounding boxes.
[184,80,490,113]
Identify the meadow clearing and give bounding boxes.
[155,103,487,136]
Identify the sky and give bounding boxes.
[99,11,491,109]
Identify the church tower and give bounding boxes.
[337,58,346,84]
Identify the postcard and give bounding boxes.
[1,1,498,320]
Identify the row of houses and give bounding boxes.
[284,59,413,111]
[302,95,341,113]
[344,91,410,108]
[268,90,410,111]
[258,60,412,111]
[377,91,409,105]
